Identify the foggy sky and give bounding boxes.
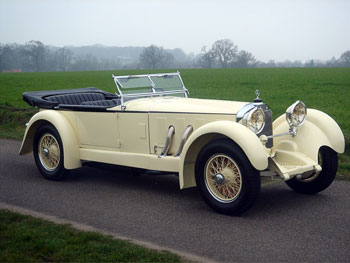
[1,0,349,62]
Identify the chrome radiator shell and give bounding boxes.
[259,107,273,148]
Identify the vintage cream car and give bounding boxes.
[20,72,345,215]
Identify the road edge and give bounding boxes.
[0,202,216,263]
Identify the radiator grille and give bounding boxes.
[258,108,273,148]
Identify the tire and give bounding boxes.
[195,139,261,215]
[285,147,338,194]
[131,168,146,176]
[33,124,68,180]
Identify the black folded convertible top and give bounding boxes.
[23,87,116,109]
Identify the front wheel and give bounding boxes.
[285,147,338,194]
[33,124,68,180]
[195,139,261,215]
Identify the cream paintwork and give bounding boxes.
[74,111,119,148]
[79,148,179,172]
[179,121,269,189]
[273,109,345,159]
[121,96,248,114]
[117,112,149,153]
[148,113,237,155]
[269,109,345,180]
[20,97,345,190]
[19,110,81,169]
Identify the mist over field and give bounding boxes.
[1,40,350,73]
[1,0,349,72]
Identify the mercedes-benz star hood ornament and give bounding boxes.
[254,89,263,103]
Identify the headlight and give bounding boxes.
[286,100,307,127]
[242,107,265,134]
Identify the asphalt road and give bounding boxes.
[1,139,349,262]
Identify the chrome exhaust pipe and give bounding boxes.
[159,126,175,158]
[175,125,193,156]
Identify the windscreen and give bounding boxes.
[114,73,187,98]
[117,76,153,95]
[150,74,183,91]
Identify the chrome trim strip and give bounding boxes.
[175,125,193,156]
[159,126,175,158]
[113,72,181,79]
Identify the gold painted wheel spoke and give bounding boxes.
[205,154,242,203]
[38,133,60,171]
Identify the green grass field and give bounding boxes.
[0,209,180,262]
[1,68,350,131]
[0,68,349,176]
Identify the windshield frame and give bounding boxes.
[112,72,189,109]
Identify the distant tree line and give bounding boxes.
[0,41,124,72]
[197,39,258,68]
[1,39,349,72]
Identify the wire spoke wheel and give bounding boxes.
[195,139,260,215]
[204,154,242,203]
[34,124,68,180]
[38,133,61,171]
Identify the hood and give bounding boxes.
[121,97,249,115]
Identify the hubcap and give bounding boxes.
[214,173,225,185]
[38,133,60,171]
[43,148,49,157]
[205,154,242,203]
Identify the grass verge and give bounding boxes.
[0,209,180,262]
[0,105,37,140]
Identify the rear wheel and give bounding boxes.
[195,139,260,215]
[285,147,338,194]
[33,124,68,180]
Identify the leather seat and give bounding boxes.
[81,99,121,107]
[45,93,105,105]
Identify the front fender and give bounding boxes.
[273,109,345,163]
[179,120,269,189]
[19,110,81,169]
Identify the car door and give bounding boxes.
[116,112,150,154]
[73,111,120,149]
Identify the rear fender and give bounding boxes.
[179,121,269,189]
[273,109,345,163]
[19,110,81,169]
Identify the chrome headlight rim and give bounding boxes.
[286,100,307,127]
[242,107,265,134]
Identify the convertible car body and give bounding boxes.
[20,72,345,215]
